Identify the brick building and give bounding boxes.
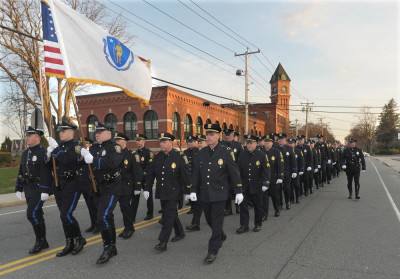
[76,63,291,149]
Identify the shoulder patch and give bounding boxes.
[115,145,121,153]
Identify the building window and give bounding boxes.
[144,110,158,139]
[104,113,117,132]
[184,114,193,138]
[222,122,227,131]
[124,112,137,140]
[206,118,211,124]
[87,115,98,142]
[196,116,203,135]
[229,124,234,130]
[172,112,181,139]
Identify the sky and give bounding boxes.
[0,0,399,142]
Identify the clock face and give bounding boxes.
[281,74,287,80]
[281,86,287,93]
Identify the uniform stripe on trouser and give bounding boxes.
[32,199,43,225]
[66,192,79,224]
[103,195,115,229]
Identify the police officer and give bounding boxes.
[303,139,315,196]
[342,138,366,199]
[144,132,190,252]
[277,133,297,210]
[190,123,243,264]
[90,123,124,265]
[334,141,342,177]
[315,135,328,186]
[326,142,334,184]
[310,140,321,189]
[220,128,243,216]
[262,133,284,218]
[290,137,304,204]
[184,135,200,221]
[47,121,88,257]
[198,134,208,149]
[132,134,154,221]
[114,132,143,239]
[237,135,270,233]
[15,126,51,254]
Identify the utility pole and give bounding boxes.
[235,47,260,134]
[301,102,313,139]
[294,119,299,137]
[318,117,324,136]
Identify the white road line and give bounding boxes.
[370,158,400,223]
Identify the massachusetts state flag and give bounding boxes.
[41,0,152,101]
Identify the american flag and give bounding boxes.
[41,1,65,77]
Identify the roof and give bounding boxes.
[269,63,291,83]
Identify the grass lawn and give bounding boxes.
[0,167,18,194]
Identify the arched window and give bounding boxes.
[87,115,98,141]
[196,116,203,135]
[206,118,211,124]
[104,113,117,132]
[172,112,181,139]
[222,122,227,131]
[184,114,193,138]
[143,110,158,139]
[229,124,234,130]
[124,112,137,140]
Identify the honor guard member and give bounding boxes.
[277,133,297,210]
[291,137,304,203]
[341,138,366,199]
[315,134,328,186]
[311,140,321,189]
[304,139,315,195]
[144,132,190,252]
[15,126,51,254]
[90,123,124,265]
[184,135,200,220]
[326,142,333,184]
[220,128,243,216]
[190,123,243,264]
[334,141,342,177]
[262,134,284,218]
[132,134,154,221]
[114,132,143,239]
[236,135,270,233]
[47,121,88,257]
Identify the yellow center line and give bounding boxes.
[0,207,189,276]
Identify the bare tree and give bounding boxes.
[346,107,377,152]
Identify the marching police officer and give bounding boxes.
[334,141,342,177]
[342,138,366,199]
[47,121,88,257]
[15,126,51,254]
[277,133,297,210]
[310,140,321,189]
[114,132,143,239]
[262,134,284,218]
[291,137,304,203]
[315,135,328,186]
[221,128,243,216]
[144,132,190,252]
[299,136,313,196]
[236,135,270,233]
[132,134,154,221]
[190,123,243,264]
[90,123,124,264]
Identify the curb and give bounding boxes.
[0,196,55,209]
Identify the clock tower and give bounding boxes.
[270,63,291,132]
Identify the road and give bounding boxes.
[0,157,399,279]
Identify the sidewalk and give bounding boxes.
[0,193,55,209]
[373,155,400,173]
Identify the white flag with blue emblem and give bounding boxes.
[44,0,152,101]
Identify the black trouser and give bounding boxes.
[201,200,226,255]
[240,192,263,227]
[55,187,82,239]
[304,170,313,195]
[283,175,291,206]
[119,192,135,230]
[326,162,332,182]
[336,163,341,177]
[290,176,301,202]
[97,192,119,232]
[147,187,154,216]
[131,194,140,223]
[346,169,361,196]
[158,200,184,243]
[190,200,203,226]
[314,169,320,188]
[82,189,97,228]
[321,161,327,185]
[25,188,45,226]
[262,181,280,216]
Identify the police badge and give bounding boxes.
[218,158,224,166]
[271,156,275,161]
[256,160,260,166]
[171,162,176,169]
[101,150,107,156]
[115,145,121,153]
[124,159,128,166]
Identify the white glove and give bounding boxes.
[362,170,366,173]
[84,153,93,164]
[342,165,347,170]
[318,165,321,169]
[40,193,49,201]
[134,190,141,196]
[46,146,53,159]
[189,192,197,202]
[235,193,244,205]
[184,194,190,201]
[299,172,304,175]
[307,167,312,171]
[276,179,283,184]
[291,173,297,179]
[327,160,331,164]
[16,191,23,200]
[47,137,58,150]
[262,186,268,192]
[314,168,318,173]
[333,162,336,165]
[143,191,150,200]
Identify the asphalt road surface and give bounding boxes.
[0,157,399,279]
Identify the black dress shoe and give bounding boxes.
[119,229,134,239]
[171,234,185,242]
[286,203,291,210]
[253,225,262,232]
[96,245,117,265]
[71,237,86,255]
[144,215,153,221]
[262,215,268,222]
[221,233,227,242]
[186,224,200,231]
[355,196,360,200]
[154,242,167,252]
[204,253,217,264]
[56,238,74,257]
[29,239,49,254]
[236,226,249,234]
[274,211,280,217]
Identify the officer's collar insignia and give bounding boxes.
[256,160,260,166]
[171,162,176,169]
[218,158,224,165]
[115,145,122,153]
[271,156,275,161]
[124,159,128,165]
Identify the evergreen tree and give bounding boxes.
[376,99,399,147]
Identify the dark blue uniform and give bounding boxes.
[342,147,366,198]
[278,145,297,209]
